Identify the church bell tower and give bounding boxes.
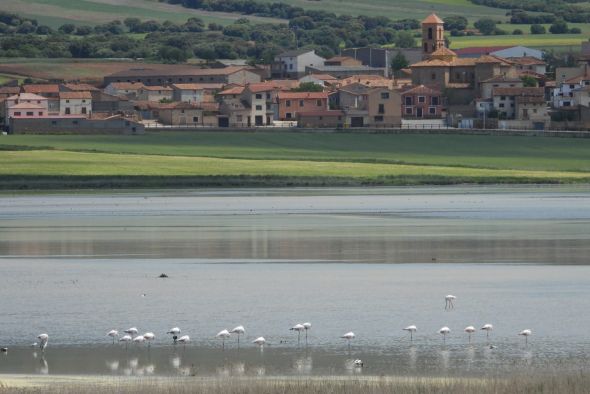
[421,13,445,59]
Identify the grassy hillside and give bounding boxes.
[3,0,284,27]
[6,0,506,28]
[1,132,590,189]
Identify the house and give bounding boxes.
[297,110,345,128]
[59,91,92,116]
[324,56,362,67]
[480,75,524,100]
[342,47,422,76]
[492,87,545,120]
[137,101,218,126]
[454,46,543,60]
[218,82,292,126]
[367,87,402,125]
[508,57,547,76]
[91,91,133,114]
[103,65,261,86]
[572,86,590,107]
[4,93,49,126]
[339,75,394,89]
[137,85,173,102]
[299,74,338,87]
[22,84,60,114]
[171,83,224,103]
[305,65,387,78]
[104,82,145,99]
[329,84,401,127]
[0,86,21,99]
[271,49,326,79]
[552,68,590,108]
[277,92,329,121]
[401,85,443,118]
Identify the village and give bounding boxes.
[2,13,590,134]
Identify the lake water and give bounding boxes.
[1,186,589,377]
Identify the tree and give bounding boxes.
[69,40,94,58]
[124,17,141,32]
[391,51,408,73]
[158,46,189,63]
[291,82,324,92]
[474,18,497,35]
[512,29,523,35]
[74,26,93,36]
[394,31,415,48]
[521,75,537,87]
[530,24,546,34]
[444,16,468,31]
[58,23,75,34]
[549,20,569,34]
[570,27,582,34]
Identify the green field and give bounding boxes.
[3,0,283,27]
[450,33,587,50]
[1,132,590,189]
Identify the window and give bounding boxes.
[500,96,506,100]
[423,43,428,52]
[289,64,293,70]
[499,103,505,108]
[428,27,433,40]
[26,111,34,116]
[181,110,185,114]
[255,94,263,99]
[66,99,70,103]
[14,112,21,116]
[39,112,43,116]
[81,107,87,114]
[510,103,514,108]
[65,108,71,114]
[378,104,385,114]
[570,84,575,89]
[429,106,436,114]
[193,116,199,122]
[286,100,291,107]
[37,100,41,104]
[493,84,499,87]
[431,96,439,105]
[418,96,425,103]
[266,93,271,100]
[82,99,86,103]
[455,73,460,80]
[299,100,304,107]
[533,109,537,114]
[255,105,262,110]
[374,115,383,122]
[380,92,389,99]
[431,73,436,80]
[405,107,412,115]
[316,99,322,107]
[286,112,292,119]
[405,97,413,105]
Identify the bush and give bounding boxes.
[549,20,569,34]
[570,27,582,34]
[512,29,523,35]
[530,24,546,34]
[474,18,497,35]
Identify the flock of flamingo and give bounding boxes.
[26,295,533,357]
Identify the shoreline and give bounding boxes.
[1,175,588,191]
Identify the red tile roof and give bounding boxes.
[401,84,441,95]
[277,92,328,100]
[422,13,444,24]
[59,91,92,99]
[453,46,511,56]
[22,84,60,94]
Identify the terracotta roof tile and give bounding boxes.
[422,13,444,24]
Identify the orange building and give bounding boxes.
[277,92,329,120]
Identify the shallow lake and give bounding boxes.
[0,186,589,377]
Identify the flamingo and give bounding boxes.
[353,359,364,367]
[290,324,305,345]
[167,327,181,344]
[481,324,493,340]
[133,335,145,345]
[107,330,119,344]
[177,335,190,349]
[403,325,417,341]
[341,332,355,349]
[143,332,155,347]
[302,322,312,344]
[216,329,231,349]
[119,335,132,349]
[253,337,266,347]
[445,295,456,310]
[124,327,139,336]
[464,326,475,343]
[439,326,450,342]
[37,334,48,352]
[230,326,245,347]
[519,329,532,345]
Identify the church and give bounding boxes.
[409,13,519,104]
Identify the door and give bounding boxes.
[218,117,229,128]
[350,117,364,127]
[417,108,423,118]
[255,115,263,126]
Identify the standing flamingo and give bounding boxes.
[464,326,475,343]
[403,325,417,341]
[167,327,181,344]
[230,326,245,347]
[124,327,139,336]
[107,330,119,344]
[519,329,532,345]
[177,335,190,349]
[445,295,456,310]
[253,337,266,348]
[341,332,355,349]
[302,322,312,345]
[481,324,493,340]
[119,335,132,349]
[216,329,231,349]
[37,334,48,352]
[290,324,305,345]
[143,332,155,347]
[439,326,450,342]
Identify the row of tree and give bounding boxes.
[470,0,590,23]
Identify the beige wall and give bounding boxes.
[367,88,401,125]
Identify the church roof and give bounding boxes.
[422,13,444,25]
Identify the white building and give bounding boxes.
[171,83,224,103]
[59,91,92,116]
[272,49,325,79]
[4,93,49,126]
[552,71,590,108]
